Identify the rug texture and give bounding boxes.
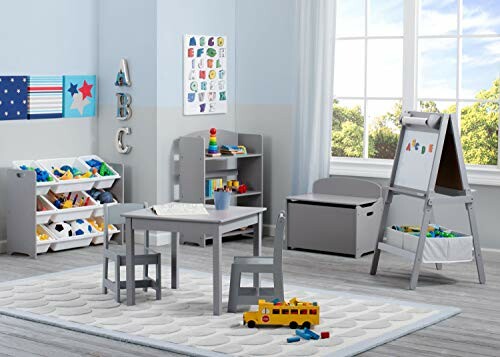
[0,265,459,357]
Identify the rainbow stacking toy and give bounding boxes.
[207,128,221,157]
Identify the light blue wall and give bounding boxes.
[97,0,158,205]
[0,0,98,245]
[236,0,297,105]
[235,0,297,223]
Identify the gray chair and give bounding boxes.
[102,203,162,303]
[228,211,286,313]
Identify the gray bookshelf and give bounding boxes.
[179,129,263,246]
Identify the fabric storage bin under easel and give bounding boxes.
[286,177,383,258]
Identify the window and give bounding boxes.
[332,0,500,168]
[282,309,289,314]
[272,309,280,314]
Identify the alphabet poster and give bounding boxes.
[183,34,227,116]
[394,128,439,191]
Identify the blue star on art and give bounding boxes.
[63,75,96,118]
[67,82,78,96]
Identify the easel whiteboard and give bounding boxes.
[394,128,439,191]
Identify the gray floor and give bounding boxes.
[0,237,499,357]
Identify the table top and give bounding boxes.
[122,205,267,224]
[287,193,379,206]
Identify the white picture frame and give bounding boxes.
[183,34,228,116]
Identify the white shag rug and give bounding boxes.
[0,265,459,357]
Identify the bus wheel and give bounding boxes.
[302,321,311,329]
[247,320,256,328]
[289,321,298,329]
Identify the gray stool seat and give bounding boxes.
[102,203,162,303]
[228,211,286,313]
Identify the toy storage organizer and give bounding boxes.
[178,130,263,247]
[384,226,473,263]
[7,158,124,258]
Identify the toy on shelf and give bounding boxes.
[52,165,95,180]
[206,128,221,157]
[47,191,91,209]
[243,298,320,329]
[85,159,115,177]
[19,165,54,183]
[220,145,247,155]
[48,222,72,238]
[227,180,239,191]
[392,224,457,238]
[237,184,248,194]
[70,219,93,236]
[87,188,115,204]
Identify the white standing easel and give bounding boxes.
[370,111,486,289]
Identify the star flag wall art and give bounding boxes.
[28,76,63,119]
[0,76,28,121]
[63,75,96,118]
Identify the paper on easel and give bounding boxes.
[152,202,209,216]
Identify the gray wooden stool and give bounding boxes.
[228,211,286,313]
[102,203,162,303]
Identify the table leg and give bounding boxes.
[253,212,263,288]
[126,217,136,306]
[213,226,222,315]
[171,232,179,289]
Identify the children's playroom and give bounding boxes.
[0,0,499,356]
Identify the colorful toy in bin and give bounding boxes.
[392,224,457,238]
[243,298,320,329]
[87,218,114,233]
[48,222,72,238]
[52,165,94,180]
[85,159,115,176]
[70,219,93,236]
[36,225,51,241]
[19,165,54,183]
[206,128,221,157]
[47,191,91,209]
[87,188,114,204]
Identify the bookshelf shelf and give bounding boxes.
[179,129,263,247]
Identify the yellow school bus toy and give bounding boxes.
[243,298,320,329]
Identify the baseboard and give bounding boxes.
[0,241,5,254]
[134,231,171,246]
[264,224,275,237]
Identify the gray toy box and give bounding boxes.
[286,177,383,258]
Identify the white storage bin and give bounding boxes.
[36,196,58,224]
[87,217,119,244]
[384,225,473,263]
[36,225,55,254]
[45,191,99,222]
[38,157,96,193]
[49,235,94,251]
[13,160,58,195]
[79,155,120,189]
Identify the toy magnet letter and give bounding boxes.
[116,93,132,120]
[115,127,132,154]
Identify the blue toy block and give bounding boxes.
[287,336,300,343]
[296,329,311,340]
[305,329,320,340]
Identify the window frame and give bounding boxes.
[331,0,500,186]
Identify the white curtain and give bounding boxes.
[291,0,336,194]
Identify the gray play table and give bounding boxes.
[121,205,266,315]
